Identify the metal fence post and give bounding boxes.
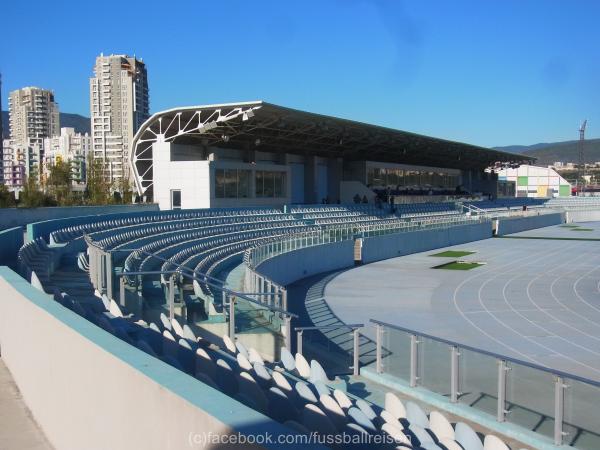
[554,376,566,445]
[353,328,360,376]
[106,251,113,300]
[284,316,292,350]
[410,334,419,387]
[168,275,175,321]
[119,276,125,307]
[229,295,236,339]
[297,330,303,355]
[450,346,460,403]
[376,324,383,374]
[497,359,507,422]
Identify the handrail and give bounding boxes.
[113,247,297,318]
[295,324,363,331]
[370,318,600,388]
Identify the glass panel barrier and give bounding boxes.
[563,377,600,449]
[505,362,555,439]
[381,326,411,381]
[458,347,499,417]
[418,335,452,397]
[300,327,354,376]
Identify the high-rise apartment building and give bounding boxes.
[2,139,43,192]
[8,86,59,185]
[44,127,91,188]
[89,54,149,186]
[8,87,60,147]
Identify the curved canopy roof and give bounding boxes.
[130,101,534,196]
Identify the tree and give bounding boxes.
[20,171,55,208]
[47,159,74,205]
[84,154,112,205]
[0,184,16,208]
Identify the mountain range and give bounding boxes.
[2,110,597,166]
[494,139,600,166]
[1,111,90,139]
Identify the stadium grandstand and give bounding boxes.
[2,104,600,450]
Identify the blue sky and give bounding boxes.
[1,0,599,147]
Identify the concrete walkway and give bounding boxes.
[0,358,53,450]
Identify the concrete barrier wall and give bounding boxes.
[0,227,24,268]
[0,267,311,450]
[0,204,159,232]
[496,212,564,236]
[257,241,355,286]
[26,205,162,242]
[361,222,492,264]
[565,209,600,223]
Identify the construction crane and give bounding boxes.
[578,120,587,193]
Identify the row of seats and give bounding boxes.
[50,207,284,244]
[51,280,524,450]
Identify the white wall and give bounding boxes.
[153,141,211,210]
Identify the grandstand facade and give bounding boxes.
[130,102,534,209]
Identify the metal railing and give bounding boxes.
[295,324,363,376]
[371,319,600,446]
[245,215,490,269]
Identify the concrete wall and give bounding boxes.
[496,212,564,236]
[361,222,492,264]
[0,227,24,267]
[0,204,158,232]
[0,267,312,450]
[256,241,355,286]
[565,209,600,223]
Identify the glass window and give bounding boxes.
[171,190,181,209]
[215,169,225,198]
[238,170,250,198]
[255,170,286,198]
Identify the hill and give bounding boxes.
[494,139,600,166]
[1,111,90,139]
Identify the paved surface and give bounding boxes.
[325,222,600,383]
[0,358,53,450]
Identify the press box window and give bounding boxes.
[215,169,251,198]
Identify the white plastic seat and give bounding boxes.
[429,410,455,441]
[272,371,293,395]
[221,334,237,354]
[381,422,412,446]
[302,404,337,435]
[440,439,464,450]
[319,394,347,430]
[162,330,179,359]
[347,406,377,432]
[171,318,185,338]
[309,359,330,383]
[295,381,318,404]
[483,435,510,450]
[195,348,216,380]
[280,347,296,372]
[109,299,124,318]
[238,371,267,414]
[295,353,311,379]
[159,313,172,331]
[455,422,484,450]
[333,389,353,410]
[236,353,253,371]
[235,341,250,359]
[385,392,407,421]
[406,401,429,429]
[409,424,435,446]
[247,347,264,365]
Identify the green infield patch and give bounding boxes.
[430,250,475,258]
[571,228,594,232]
[432,260,484,270]
[560,224,580,228]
